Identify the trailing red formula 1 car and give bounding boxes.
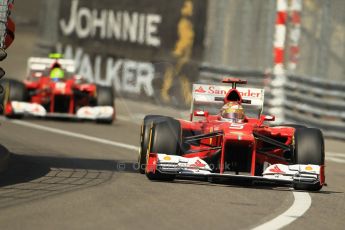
[138,78,325,191]
[1,55,115,123]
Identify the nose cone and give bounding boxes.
[222,123,255,142]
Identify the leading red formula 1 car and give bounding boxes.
[1,55,115,123]
[138,78,325,191]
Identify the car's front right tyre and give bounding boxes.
[292,128,325,191]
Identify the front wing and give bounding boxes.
[6,101,114,120]
[146,153,323,187]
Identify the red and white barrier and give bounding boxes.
[288,0,302,70]
[269,0,288,122]
[269,0,302,123]
[273,0,288,76]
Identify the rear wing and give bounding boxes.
[26,57,76,76]
[191,83,265,119]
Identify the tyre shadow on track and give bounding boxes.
[0,153,139,209]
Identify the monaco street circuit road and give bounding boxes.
[0,16,344,229]
[0,99,344,230]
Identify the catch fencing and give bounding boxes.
[204,0,275,72]
[294,0,345,81]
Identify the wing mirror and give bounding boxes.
[261,114,275,122]
[193,110,209,117]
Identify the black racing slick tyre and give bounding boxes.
[96,85,114,106]
[1,79,28,118]
[95,85,114,124]
[145,117,182,181]
[293,128,325,191]
[0,79,6,114]
[138,115,166,174]
[275,124,308,162]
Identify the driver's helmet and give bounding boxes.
[50,64,65,82]
[220,102,245,123]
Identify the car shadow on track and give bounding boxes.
[148,178,292,192]
[145,176,343,194]
[0,153,139,209]
[15,116,118,126]
[304,189,343,195]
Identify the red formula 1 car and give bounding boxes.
[1,55,115,123]
[138,78,325,191]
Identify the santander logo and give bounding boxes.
[194,86,207,93]
[194,85,261,98]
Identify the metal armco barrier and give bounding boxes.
[284,75,345,139]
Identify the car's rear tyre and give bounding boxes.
[138,115,167,174]
[1,79,28,118]
[0,79,6,114]
[293,128,324,191]
[95,85,114,124]
[145,117,182,181]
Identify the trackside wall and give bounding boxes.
[37,0,207,108]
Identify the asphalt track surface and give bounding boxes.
[0,99,344,230]
[0,17,344,230]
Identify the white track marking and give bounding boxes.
[252,192,312,230]
[326,157,345,164]
[8,119,314,230]
[326,152,345,164]
[116,115,142,125]
[327,152,345,157]
[9,119,139,152]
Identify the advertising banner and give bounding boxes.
[57,0,207,107]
